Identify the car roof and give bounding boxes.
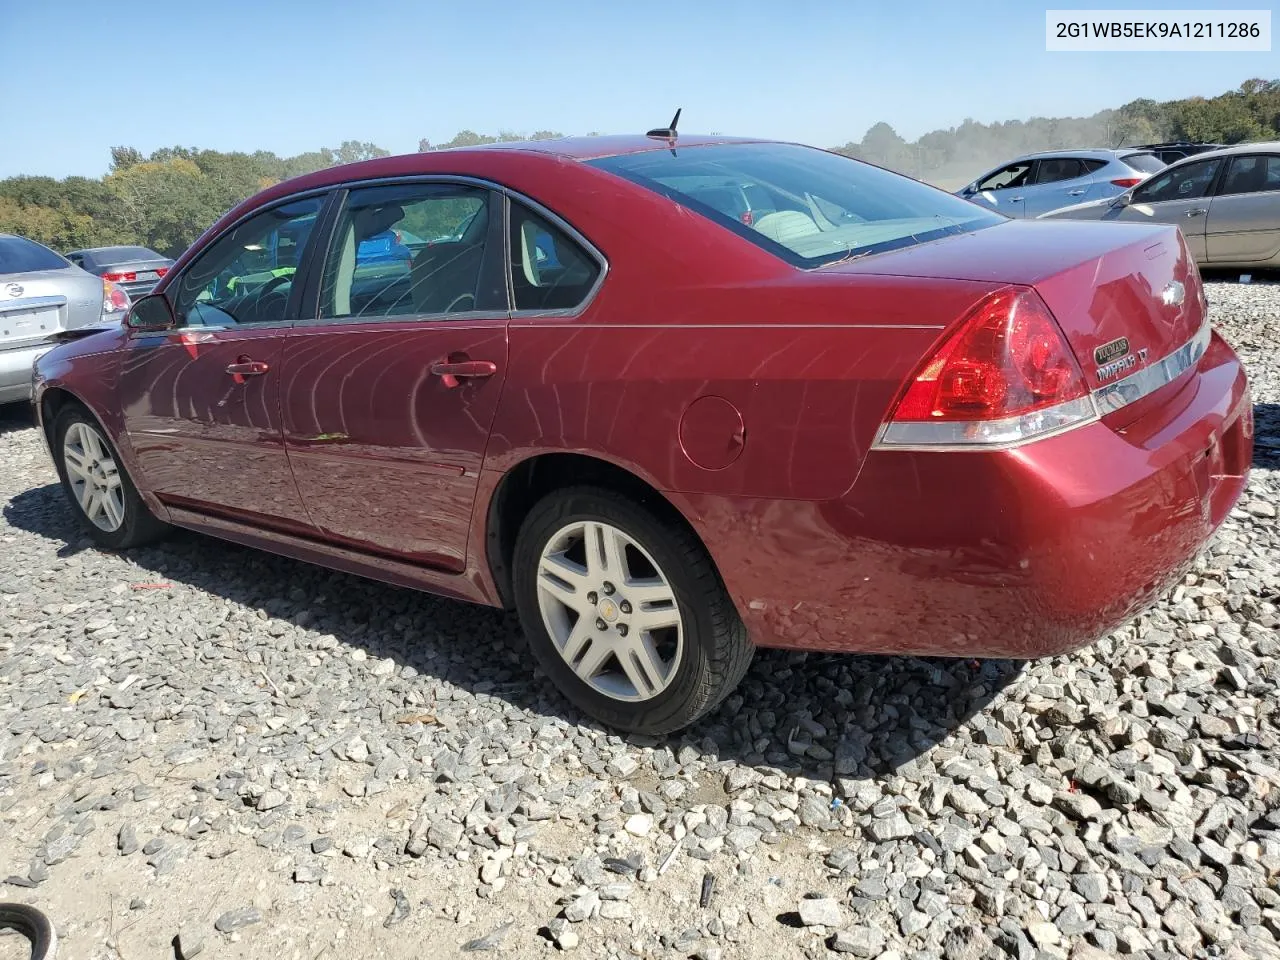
[1175,140,1280,161]
[427,133,767,161]
[1005,148,1148,163]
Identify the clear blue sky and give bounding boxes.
[1,0,1274,178]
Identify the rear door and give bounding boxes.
[117,195,328,529]
[1024,157,1099,217]
[280,180,510,571]
[1119,156,1224,260]
[1205,153,1280,264]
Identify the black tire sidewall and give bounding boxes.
[52,406,153,550]
[513,488,724,733]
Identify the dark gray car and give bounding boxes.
[1039,142,1280,269]
[1,235,129,404]
[65,245,174,302]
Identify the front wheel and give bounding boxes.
[53,405,168,550]
[513,486,752,734]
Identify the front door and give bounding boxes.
[1119,156,1223,261]
[117,195,327,529]
[281,181,509,571]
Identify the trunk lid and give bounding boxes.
[828,218,1205,401]
[0,268,103,348]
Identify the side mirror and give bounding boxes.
[126,293,176,332]
[1111,192,1132,209]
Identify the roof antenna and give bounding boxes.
[646,108,681,142]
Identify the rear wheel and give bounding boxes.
[513,486,752,734]
[53,405,168,549]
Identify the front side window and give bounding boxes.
[590,142,1004,267]
[509,203,601,311]
[171,196,325,328]
[977,162,1033,191]
[318,183,491,320]
[1220,154,1280,196]
[1132,159,1222,205]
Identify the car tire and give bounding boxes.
[52,404,168,550]
[513,485,753,735]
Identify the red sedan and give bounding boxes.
[32,133,1252,734]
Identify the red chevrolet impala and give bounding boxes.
[31,133,1252,734]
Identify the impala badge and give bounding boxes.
[1094,337,1130,366]
[5,283,22,298]
[1161,280,1185,307]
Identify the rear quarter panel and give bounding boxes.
[478,157,1006,502]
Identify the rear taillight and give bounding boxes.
[1110,177,1142,188]
[103,271,137,283]
[102,279,131,317]
[155,266,169,278]
[875,287,1098,448]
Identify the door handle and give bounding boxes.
[430,358,498,388]
[225,357,270,377]
[1010,196,1024,202]
[1185,208,1207,218]
[1068,189,1086,196]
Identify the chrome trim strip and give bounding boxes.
[0,295,67,316]
[1091,321,1211,416]
[871,396,1099,452]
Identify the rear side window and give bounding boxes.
[319,182,493,320]
[590,142,1004,268]
[1080,159,1108,174]
[0,236,68,273]
[509,203,601,311]
[1219,155,1280,196]
[1122,152,1165,174]
[1034,158,1087,184]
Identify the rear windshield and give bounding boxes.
[0,235,68,273]
[93,246,162,264]
[1121,152,1165,174]
[588,142,1004,267]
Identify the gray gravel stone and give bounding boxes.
[213,906,262,933]
[797,897,842,927]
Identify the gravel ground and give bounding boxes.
[1,279,1278,960]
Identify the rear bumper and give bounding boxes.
[700,331,1252,658]
[0,343,53,404]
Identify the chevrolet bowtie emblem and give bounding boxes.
[1161,280,1185,307]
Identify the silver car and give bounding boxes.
[1039,142,1280,269]
[0,234,131,404]
[956,149,1165,219]
[65,245,174,302]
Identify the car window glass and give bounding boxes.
[1220,155,1280,196]
[1122,153,1165,174]
[977,162,1032,191]
[1131,159,1222,205]
[508,203,601,312]
[171,196,325,328]
[1080,159,1109,174]
[0,235,68,273]
[318,183,488,320]
[592,143,1003,267]
[1034,158,1084,184]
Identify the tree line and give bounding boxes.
[2,80,1276,259]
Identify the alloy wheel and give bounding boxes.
[62,421,126,532]
[535,520,684,702]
